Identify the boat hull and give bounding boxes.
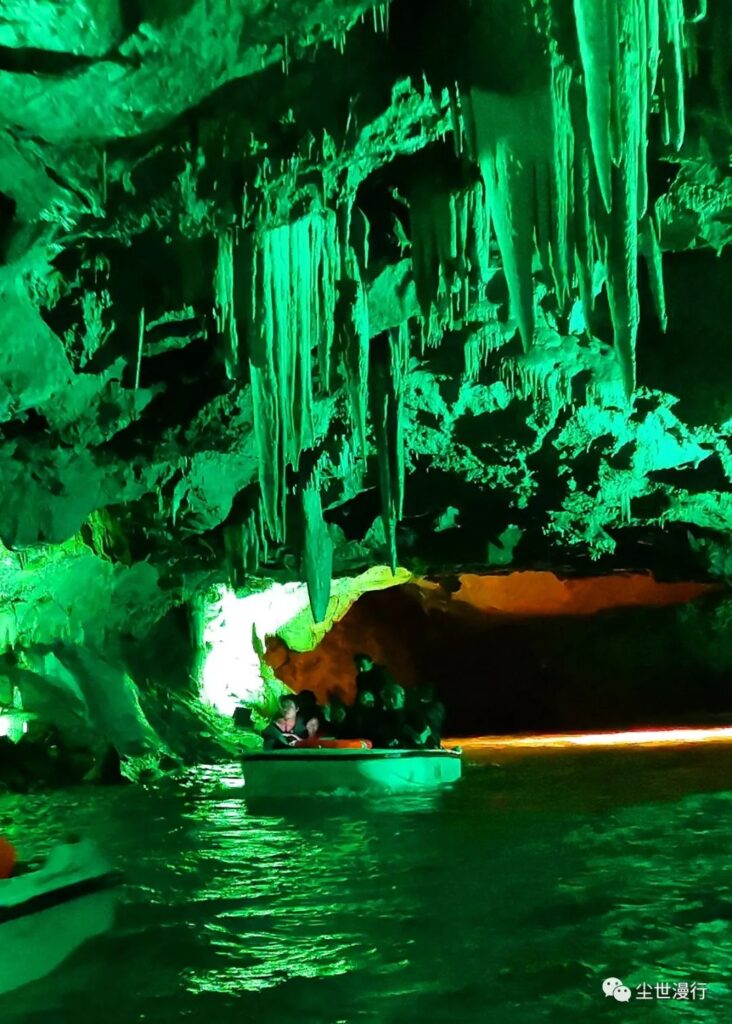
[0,840,120,997]
[241,748,462,797]
[0,888,117,996]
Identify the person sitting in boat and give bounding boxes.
[0,836,18,879]
[354,653,394,703]
[342,689,377,740]
[406,684,446,749]
[294,713,374,750]
[294,713,325,748]
[294,689,321,722]
[262,695,307,748]
[324,692,348,736]
[371,682,412,748]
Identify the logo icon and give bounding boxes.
[603,978,631,1002]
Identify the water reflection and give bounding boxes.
[180,772,402,994]
[3,749,732,1021]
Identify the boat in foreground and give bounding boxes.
[0,839,121,996]
[242,747,462,797]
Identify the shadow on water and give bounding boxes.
[2,747,732,1023]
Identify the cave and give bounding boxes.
[0,0,731,1020]
[265,571,729,735]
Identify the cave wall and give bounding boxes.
[0,2,730,757]
[266,576,732,734]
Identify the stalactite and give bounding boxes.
[640,213,667,330]
[371,362,396,572]
[470,88,547,352]
[464,320,504,381]
[302,471,333,624]
[223,511,261,590]
[389,322,410,521]
[336,249,370,455]
[214,228,239,379]
[246,209,338,540]
[572,104,596,334]
[371,1,389,36]
[409,181,490,329]
[549,62,574,305]
[659,0,685,149]
[369,326,409,572]
[467,0,694,398]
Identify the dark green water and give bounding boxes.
[3,745,732,1023]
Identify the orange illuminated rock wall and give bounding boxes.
[410,572,717,618]
[264,572,720,718]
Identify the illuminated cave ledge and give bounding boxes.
[457,727,732,750]
[197,565,411,717]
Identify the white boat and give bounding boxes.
[242,747,462,797]
[0,839,121,996]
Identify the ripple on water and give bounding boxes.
[2,751,732,1022]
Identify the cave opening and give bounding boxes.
[265,572,727,737]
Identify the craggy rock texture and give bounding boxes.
[266,576,732,735]
[0,1,731,759]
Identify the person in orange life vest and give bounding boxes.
[0,837,18,879]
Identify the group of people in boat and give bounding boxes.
[262,653,445,750]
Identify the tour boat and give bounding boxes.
[241,746,462,797]
[0,839,121,996]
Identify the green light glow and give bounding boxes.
[0,713,27,742]
[199,567,411,715]
[200,582,308,716]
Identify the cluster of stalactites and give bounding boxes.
[223,510,268,591]
[409,180,491,343]
[213,206,377,619]
[467,0,688,398]
[245,210,339,543]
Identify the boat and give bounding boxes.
[241,746,462,797]
[0,839,121,996]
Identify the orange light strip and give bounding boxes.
[450,726,732,750]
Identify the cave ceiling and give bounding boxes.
[0,0,731,631]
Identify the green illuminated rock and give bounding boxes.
[0,0,729,771]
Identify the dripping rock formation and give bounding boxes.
[0,0,731,774]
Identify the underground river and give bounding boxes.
[3,740,732,1023]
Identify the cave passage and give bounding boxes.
[265,571,728,736]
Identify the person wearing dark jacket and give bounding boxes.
[261,695,307,748]
[354,653,394,702]
[406,684,446,748]
[342,689,378,741]
[371,683,413,748]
